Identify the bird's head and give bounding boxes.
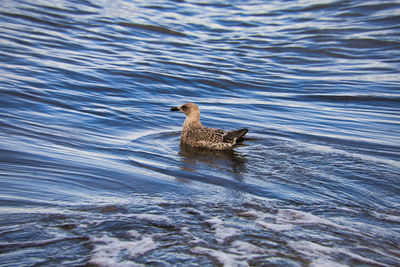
[170,103,200,116]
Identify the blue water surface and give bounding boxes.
[1,0,399,266]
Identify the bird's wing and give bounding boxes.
[188,127,225,143]
[223,129,248,143]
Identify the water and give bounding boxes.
[1,0,400,266]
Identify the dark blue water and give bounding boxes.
[1,0,400,266]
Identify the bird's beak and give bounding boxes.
[170,107,179,111]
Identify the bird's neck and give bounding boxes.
[183,113,202,129]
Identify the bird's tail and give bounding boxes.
[224,129,248,143]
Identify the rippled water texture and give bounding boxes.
[1,0,400,266]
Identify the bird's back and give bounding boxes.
[181,126,247,150]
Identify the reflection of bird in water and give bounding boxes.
[170,103,248,150]
[179,144,247,175]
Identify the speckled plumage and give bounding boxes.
[170,103,248,150]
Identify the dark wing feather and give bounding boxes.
[223,129,248,143]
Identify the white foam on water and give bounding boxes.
[179,226,207,245]
[190,235,206,245]
[372,211,400,223]
[128,213,173,225]
[192,247,249,267]
[238,209,274,219]
[126,230,142,239]
[89,234,157,267]
[238,210,263,218]
[239,208,343,232]
[277,209,345,229]
[256,220,294,231]
[205,217,224,225]
[206,216,240,244]
[334,217,393,238]
[183,207,206,216]
[289,240,383,266]
[289,240,338,257]
[229,240,269,255]
[88,257,143,267]
[309,258,348,267]
[215,227,240,244]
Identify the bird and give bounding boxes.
[170,103,248,150]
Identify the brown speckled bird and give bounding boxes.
[170,103,248,150]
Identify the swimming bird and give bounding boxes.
[170,103,248,150]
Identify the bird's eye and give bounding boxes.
[181,105,187,110]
